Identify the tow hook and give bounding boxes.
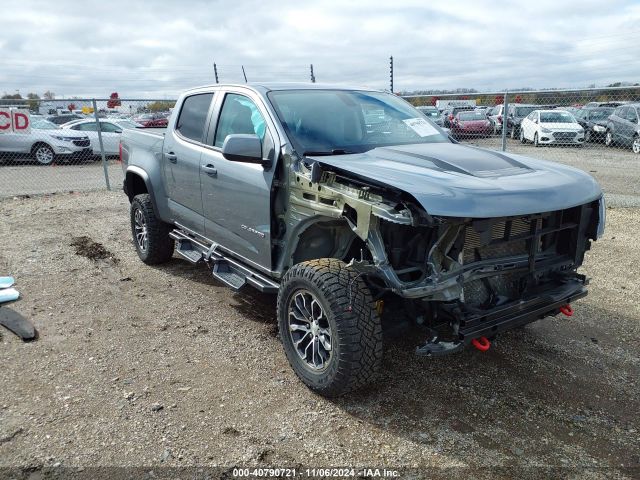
[471,336,491,352]
[559,304,574,317]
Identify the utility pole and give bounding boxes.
[310,64,316,83]
[242,66,248,83]
[213,63,219,84]
[389,56,394,93]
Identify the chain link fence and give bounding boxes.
[0,98,175,197]
[403,85,640,161]
[1,87,639,198]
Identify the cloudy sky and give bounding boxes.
[1,0,639,99]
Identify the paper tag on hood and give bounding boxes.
[403,117,440,137]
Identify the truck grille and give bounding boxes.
[459,206,590,308]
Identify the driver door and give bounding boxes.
[200,90,278,271]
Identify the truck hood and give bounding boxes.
[309,142,602,218]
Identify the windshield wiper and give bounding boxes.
[303,149,354,156]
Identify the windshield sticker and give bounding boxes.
[403,117,439,137]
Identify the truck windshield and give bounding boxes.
[267,90,449,155]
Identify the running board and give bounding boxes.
[169,229,279,294]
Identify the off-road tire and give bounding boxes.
[130,194,174,265]
[277,259,383,397]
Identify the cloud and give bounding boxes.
[0,0,639,98]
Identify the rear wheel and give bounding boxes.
[277,259,383,397]
[32,144,55,165]
[130,194,174,264]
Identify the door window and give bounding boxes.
[74,122,98,131]
[175,93,214,142]
[213,94,266,148]
[625,108,638,123]
[100,122,121,132]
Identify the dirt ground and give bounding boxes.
[0,191,638,479]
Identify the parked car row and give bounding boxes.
[423,99,639,153]
[0,114,146,165]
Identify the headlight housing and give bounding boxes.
[593,125,606,132]
[50,135,76,142]
[541,127,551,133]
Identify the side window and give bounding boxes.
[77,123,98,131]
[100,122,120,132]
[626,108,638,123]
[214,94,266,148]
[175,93,214,142]
[615,107,626,119]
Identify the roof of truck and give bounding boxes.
[184,82,382,93]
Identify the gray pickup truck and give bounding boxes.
[120,83,605,396]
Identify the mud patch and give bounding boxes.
[70,236,118,263]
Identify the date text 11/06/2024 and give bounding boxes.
[231,467,401,477]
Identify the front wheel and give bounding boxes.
[534,132,540,147]
[510,127,517,139]
[605,131,613,147]
[130,194,174,264]
[32,144,55,165]
[519,128,526,143]
[277,259,383,397]
[632,136,640,154]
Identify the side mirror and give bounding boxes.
[222,134,263,164]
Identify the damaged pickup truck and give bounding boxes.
[120,84,605,396]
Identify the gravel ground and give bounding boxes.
[0,191,638,479]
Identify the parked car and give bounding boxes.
[506,104,542,139]
[46,114,84,125]
[0,118,91,165]
[451,110,493,138]
[605,103,640,153]
[574,107,614,143]
[416,106,444,126]
[120,83,603,396]
[519,110,585,146]
[442,105,475,128]
[583,101,626,109]
[133,113,169,128]
[488,104,505,134]
[61,119,142,155]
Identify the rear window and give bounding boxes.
[175,93,214,142]
[458,112,486,121]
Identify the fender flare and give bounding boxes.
[125,165,159,215]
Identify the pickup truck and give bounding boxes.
[120,83,605,397]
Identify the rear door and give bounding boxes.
[199,88,279,271]
[162,91,215,232]
[622,107,638,144]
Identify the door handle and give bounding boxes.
[202,164,217,177]
[166,152,177,163]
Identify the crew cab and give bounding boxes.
[120,84,605,396]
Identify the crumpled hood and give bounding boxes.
[309,142,602,218]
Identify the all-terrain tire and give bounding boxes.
[130,194,174,265]
[277,259,383,397]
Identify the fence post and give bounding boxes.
[92,99,111,191]
[501,91,509,152]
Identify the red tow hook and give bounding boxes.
[471,336,491,352]
[559,304,574,317]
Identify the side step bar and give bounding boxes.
[169,230,279,294]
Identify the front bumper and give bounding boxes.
[538,131,585,144]
[457,278,587,342]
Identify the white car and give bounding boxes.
[520,110,585,146]
[60,119,142,155]
[0,119,92,165]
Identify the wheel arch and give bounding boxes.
[125,167,159,215]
